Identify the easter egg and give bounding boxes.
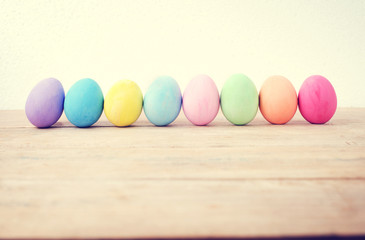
[183,74,219,126]
[64,78,104,127]
[220,74,258,125]
[143,76,182,126]
[25,78,64,128]
[104,80,143,126]
[298,75,337,124]
[259,76,297,124]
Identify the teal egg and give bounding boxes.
[64,78,104,127]
[220,74,258,125]
[143,76,182,126]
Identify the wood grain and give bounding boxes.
[0,108,364,238]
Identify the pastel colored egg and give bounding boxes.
[104,80,143,127]
[64,78,104,127]
[25,78,64,128]
[259,76,297,124]
[220,74,258,125]
[298,75,337,124]
[143,76,182,126]
[183,74,219,126]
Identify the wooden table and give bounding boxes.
[0,109,364,239]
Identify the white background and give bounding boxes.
[1,0,364,110]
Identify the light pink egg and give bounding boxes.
[183,75,220,126]
[298,75,337,124]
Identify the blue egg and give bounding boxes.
[143,76,182,126]
[64,78,104,127]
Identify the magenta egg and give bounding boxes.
[183,75,220,126]
[298,75,337,124]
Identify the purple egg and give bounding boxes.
[25,78,65,128]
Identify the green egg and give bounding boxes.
[220,74,259,125]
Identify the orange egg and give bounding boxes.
[259,76,297,124]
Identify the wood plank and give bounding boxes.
[0,108,365,238]
[1,179,365,238]
[1,109,364,180]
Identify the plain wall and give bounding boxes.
[1,0,364,110]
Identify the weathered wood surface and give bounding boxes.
[0,108,364,238]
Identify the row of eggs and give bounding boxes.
[25,74,337,128]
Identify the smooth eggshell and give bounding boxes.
[104,80,143,126]
[25,78,65,128]
[298,75,337,124]
[183,75,219,126]
[259,76,297,124]
[220,74,258,125]
[64,78,104,127]
[143,76,182,126]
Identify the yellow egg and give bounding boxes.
[104,80,143,126]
